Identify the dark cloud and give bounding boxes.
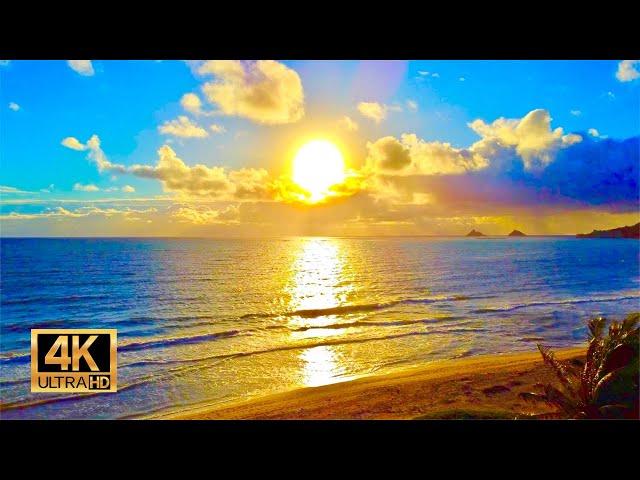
[379,135,639,214]
[533,135,639,210]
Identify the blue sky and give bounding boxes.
[1,60,638,236]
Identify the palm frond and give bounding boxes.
[543,384,579,415]
[588,317,606,340]
[593,321,638,389]
[609,321,623,340]
[536,312,639,419]
[537,344,579,399]
[582,335,602,399]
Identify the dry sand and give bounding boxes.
[165,347,585,420]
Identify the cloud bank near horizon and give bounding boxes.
[22,106,633,235]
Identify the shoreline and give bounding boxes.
[160,347,586,420]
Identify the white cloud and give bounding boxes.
[338,116,359,131]
[418,71,429,76]
[459,77,466,82]
[180,93,203,115]
[570,110,582,116]
[61,137,87,151]
[366,137,412,171]
[73,183,100,192]
[357,102,387,123]
[40,184,55,193]
[209,124,226,134]
[68,135,139,174]
[607,91,615,99]
[0,185,33,194]
[84,135,126,174]
[468,109,582,170]
[403,134,491,174]
[67,60,94,76]
[0,208,84,220]
[406,100,418,112]
[366,135,489,175]
[69,135,274,200]
[122,185,135,193]
[616,60,640,82]
[431,73,440,78]
[8,102,20,111]
[158,116,208,138]
[587,128,607,139]
[0,197,171,206]
[366,108,582,177]
[0,206,156,221]
[66,109,584,210]
[198,60,304,124]
[172,204,240,225]
[128,146,232,197]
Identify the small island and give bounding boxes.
[576,222,640,239]
[466,229,485,237]
[508,230,526,237]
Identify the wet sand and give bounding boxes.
[165,347,585,420]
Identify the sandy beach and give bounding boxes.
[164,347,585,420]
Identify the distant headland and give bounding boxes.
[576,222,640,239]
[459,225,640,238]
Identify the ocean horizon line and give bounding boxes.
[0,234,584,240]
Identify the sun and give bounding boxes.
[292,140,346,202]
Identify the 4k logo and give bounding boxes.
[31,329,117,393]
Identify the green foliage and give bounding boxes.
[523,312,639,419]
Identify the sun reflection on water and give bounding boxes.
[287,238,353,387]
[300,345,343,387]
[288,238,349,313]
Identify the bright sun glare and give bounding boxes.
[292,140,346,202]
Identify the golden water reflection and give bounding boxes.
[287,238,353,387]
[288,238,349,314]
[301,346,343,387]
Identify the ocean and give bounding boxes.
[1,237,638,419]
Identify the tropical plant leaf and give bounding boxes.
[583,336,602,393]
[598,404,630,419]
[588,317,606,340]
[609,321,623,340]
[543,384,579,415]
[537,344,579,399]
[594,322,638,391]
[536,313,638,419]
[602,344,635,375]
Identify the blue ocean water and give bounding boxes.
[1,237,638,419]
